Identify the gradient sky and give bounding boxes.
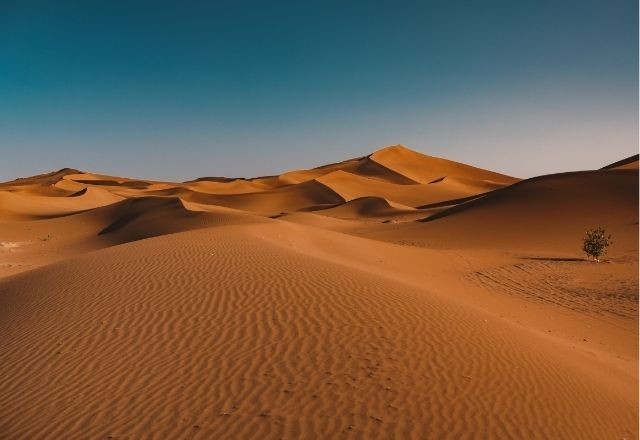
[1,0,637,181]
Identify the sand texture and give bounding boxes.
[0,145,637,439]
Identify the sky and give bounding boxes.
[0,0,637,181]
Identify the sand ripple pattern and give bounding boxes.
[0,226,636,439]
[469,260,639,319]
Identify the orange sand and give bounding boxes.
[0,146,637,439]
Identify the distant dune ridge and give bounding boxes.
[0,145,637,439]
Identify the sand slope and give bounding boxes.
[314,170,493,207]
[365,168,639,253]
[0,146,637,439]
[601,154,639,170]
[312,196,419,220]
[0,186,124,221]
[370,145,518,185]
[0,222,636,439]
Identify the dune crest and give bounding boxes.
[601,154,639,170]
[369,144,518,185]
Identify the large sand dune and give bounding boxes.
[0,146,637,438]
[366,167,638,252]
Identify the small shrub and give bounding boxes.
[582,227,612,262]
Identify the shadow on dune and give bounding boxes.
[415,194,486,210]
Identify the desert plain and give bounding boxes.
[0,145,637,439]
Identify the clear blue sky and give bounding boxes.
[1,0,637,181]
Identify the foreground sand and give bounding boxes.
[0,146,637,438]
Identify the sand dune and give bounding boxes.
[182,145,518,210]
[314,170,502,208]
[0,146,516,217]
[365,168,638,253]
[276,153,417,185]
[0,222,636,439]
[0,146,636,438]
[181,179,346,215]
[192,148,419,187]
[601,153,639,170]
[0,186,124,221]
[0,168,82,189]
[95,196,269,245]
[312,196,418,220]
[185,179,273,195]
[369,145,518,185]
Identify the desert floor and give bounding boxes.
[0,145,637,439]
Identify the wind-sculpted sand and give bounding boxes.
[0,146,637,438]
